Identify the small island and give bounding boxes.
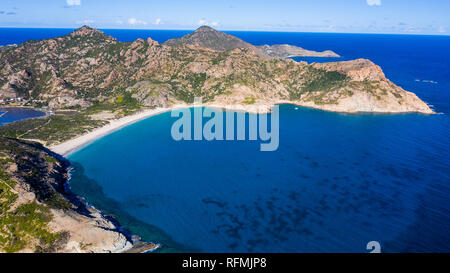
[258,44,340,58]
[0,25,434,253]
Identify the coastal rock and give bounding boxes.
[296,88,433,114]
[0,137,133,253]
[0,26,434,114]
[313,59,385,81]
[49,209,132,253]
[258,44,340,58]
[0,25,438,254]
[293,59,434,113]
[147,37,159,47]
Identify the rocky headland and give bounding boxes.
[0,25,435,252]
[0,25,433,114]
[258,44,340,58]
[0,137,140,252]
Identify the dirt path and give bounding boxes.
[18,116,52,139]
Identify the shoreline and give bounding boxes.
[50,106,180,156]
[44,101,434,253]
[49,101,435,157]
[48,103,275,157]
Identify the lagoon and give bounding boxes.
[0,107,46,125]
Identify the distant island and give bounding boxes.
[0,25,434,253]
[258,44,340,58]
[0,25,432,114]
[164,25,340,58]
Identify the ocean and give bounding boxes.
[2,28,449,252]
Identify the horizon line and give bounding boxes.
[0,25,449,37]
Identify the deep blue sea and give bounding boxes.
[0,107,46,125]
[2,28,449,252]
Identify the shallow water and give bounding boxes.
[68,106,450,252]
[3,29,449,252]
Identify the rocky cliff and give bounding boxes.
[0,136,132,253]
[0,25,436,253]
[0,25,433,114]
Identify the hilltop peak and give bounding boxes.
[195,25,217,32]
[70,25,109,38]
[164,25,269,57]
[78,25,96,31]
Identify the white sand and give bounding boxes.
[49,107,178,156]
[49,102,278,157]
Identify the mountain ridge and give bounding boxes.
[0,25,435,252]
[0,26,433,114]
[164,25,270,58]
[164,26,340,59]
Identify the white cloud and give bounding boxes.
[67,0,81,6]
[438,26,446,33]
[155,18,162,25]
[116,20,123,25]
[76,19,94,25]
[128,17,148,26]
[366,0,381,6]
[198,19,207,26]
[197,19,220,27]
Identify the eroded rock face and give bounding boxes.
[313,59,385,81]
[295,59,433,113]
[297,88,433,114]
[0,137,132,253]
[127,81,173,108]
[50,209,132,253]
[0,26,433,114]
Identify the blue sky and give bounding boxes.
[0,0,448,34]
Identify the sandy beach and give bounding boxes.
[49,107,178,156]
[48,96,433,158]
[49,102,278,157]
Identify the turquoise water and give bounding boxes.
[0,107,46,125]
[3,29,449,252]
[68,106,449,252]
